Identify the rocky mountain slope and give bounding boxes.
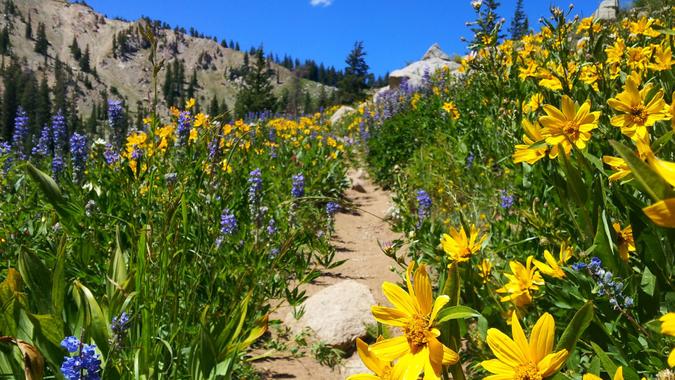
[1,0,329,115]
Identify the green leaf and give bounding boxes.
[640,267,656,297]
[18,252,52,315]
[592,210,619,274]
[51,236,67,317]
[610,140,675,201]
[74,281,110,355]
[556,301,594,353]
[435,306,482,323]
[590,342,618,376]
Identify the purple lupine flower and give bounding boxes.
[32,125,51,157]
[416,190,432,227]
[52,155,64,176]
[176,111,191,146]
[52,110,67,154]
[11,107,30,160]
[499,190,514,209]
[111,312,130,348]
[267,218,277,235]
[326,202,340,216]
[220,209,237,235]
[466,152,475,168]
[60,336,102,380]
[0,141,12,172]
[291,173,305,198]
[108,100,123,129]
[248,168,263,209]
[575,256,632,310]
[103,143,119,165]
[69,133,88,182]
[208,137,220,160]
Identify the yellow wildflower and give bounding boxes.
[513,120,550,165]
[648,44,674,72]
[670,91,675,131]
[518,61,539,81]
[635,139,675,228]
[442,102,460,120]
[579,64,601,91]
[539,95,600,157]
[370,263,459,380]
[608,74,668,140]
[347,337,402,380]
[185,98,196,110]
[478,258,492,284]
[221,159,232,174]
[169,106,180,118]
[603,156,632,181]
[661,313,675,367]
[577,17,601,34]
[534,243,573,279]
[440,224,487,263]
[194,113,208,127]
[629,17,660,38]
[496,256,544,307]
[626,46,652,72]
[189,128,198,143]
[482,312,568,380]
[613,223,635,262]
[605,38,625,64]
[411,93,421,110]
[522,93,544,114]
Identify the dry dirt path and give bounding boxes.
[253,170,402,379]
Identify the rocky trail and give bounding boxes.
[252,169,402,379]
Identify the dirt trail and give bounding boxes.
[253,170,401,379]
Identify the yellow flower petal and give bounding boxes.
[537,349,569,377]
[371,306,409,327]
[529,313,555,363]
[643,199,675,228]
[355,338,387,375]
[510,312,531,361]
[482,359,515,375]
[486,328,528,367]
[382,282,417,317]
[369,335,409,362]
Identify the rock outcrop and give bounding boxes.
[329,106,356,125]
[284,280,376,350]
[388,43,460,89]
[593,0,619,20]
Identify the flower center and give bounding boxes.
[515,362,542,380]
[404,314,429,351]
[629,105,648,125]
[562,121,580,140]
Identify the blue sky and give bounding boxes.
[85,0,624,76]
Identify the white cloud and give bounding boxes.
[310,0,333,7]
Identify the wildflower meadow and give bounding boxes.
[1,1,674,379]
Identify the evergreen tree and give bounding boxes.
[1,61,20,140]
[70,36,82,60]
[220,39,228,48]
[208,96,220,116]
[25,14,32,39]
[112,34,117,58]
[302,92,313,115]
[317,86,329,110]
[0,26,11,55]
[163,63,174,105]
[338,41,370,104]
[221,101,230,123]
[79,45,91,72]
[36,75,51,130]
[509,0,529,40]
[53,57,68,114]
[234,49,277,119]
[187,69,198,99]
[86,105,97,135]
[34,22,48,55]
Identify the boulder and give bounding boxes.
[284,280,376,349]
[341,353,371,377]
[330,106,356,125]
[388,43,460,89]
[593,0,618,20]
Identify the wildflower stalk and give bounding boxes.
[442,263,466,380]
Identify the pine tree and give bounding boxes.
[0,26,11,55]
[25,14,32,39]
[509,0,529,40]
[70,36,82,60]
[220,39,228,48]
[221,101,230,123]
[34,22,48,55]
[1,61,20,140]
[208,96,220,116]
[79,45,91,72]
[187,69,198,99]
[163,63,174,106]
[36,75,51,130]
[53,57,68,114]
[338,41,370,104]
[112,34,118,58]
[317,86,328,110]
[302,92,313,115]
[234,49,277,119]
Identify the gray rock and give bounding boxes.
[330,106,356,125]
[593,0,618,20]
[389,44,460,89]
[340,353,372,377]
[284,280,376,349]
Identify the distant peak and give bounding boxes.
[422,43,451,61]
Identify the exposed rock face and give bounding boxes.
[284,280,376,350]
[329,106,356,125]
[388,43,460,89]
[593,0,619,20]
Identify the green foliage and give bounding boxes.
[338,41,370,104]
[234,49,277,119]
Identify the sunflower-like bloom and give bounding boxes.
[513,120,552,165]
[603,156,632,181]
[539,95,600,157]
[496,256,545,307]
[583,366,624,380]
[481,312,568,380]
[440,224,488,263]
[607,74,668,140]
[533,243,573,279]
[478,259,492,284]
[648,44,674,72]
[348,337,402,380]
[613,223,635,262]
[660,313,675,367]
[370,263,459,380]
[442,102,460,120]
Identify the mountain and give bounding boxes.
[0,0,332,119]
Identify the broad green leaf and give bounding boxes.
[640,267,656,297]
[556,301,594,353]
[18,252,52,315]
[51,236,66,317]
[590,342,618,377]
[74,281,110,355]
[435,306,482,323]
[592,211,619,274]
